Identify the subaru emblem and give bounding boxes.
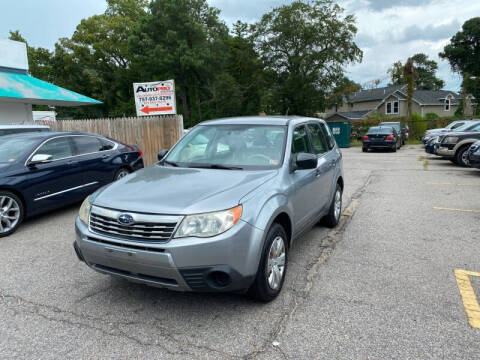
[118,214,134,225]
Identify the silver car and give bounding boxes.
[74,116,344,302]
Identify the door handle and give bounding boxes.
[101,154,109,159]
[67,160,78,166]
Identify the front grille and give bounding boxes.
[89,207,180,242]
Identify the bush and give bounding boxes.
[425,113,439,120]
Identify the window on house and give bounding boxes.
[386,101,399,115]
[445,97,451,111]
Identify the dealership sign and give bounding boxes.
[133,80,177,116]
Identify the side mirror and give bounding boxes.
[157,149,169,161]
[29,154,53,166]
[294,153,317,171]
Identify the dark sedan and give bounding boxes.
[0,132,144,237]
[362,126,401,152]
[468,141,480,169]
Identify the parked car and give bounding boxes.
[362,126,401,152]
[437,130,480,166]
[422,120,475,144]
[0,124,50,137]
[467,141,480,169]
[73,116,344,302]
[379,122,406,145]
[425,121,480,155]
[0,132,143,237]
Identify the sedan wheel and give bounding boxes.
[266,236,286,290]
[0,193,23,237]
[114,168,130,181]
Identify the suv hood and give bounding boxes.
[93,165,278,214]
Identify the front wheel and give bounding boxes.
[455,145,471,167]
[0,191,24,238]
[322,184,342,228]
[248,223,288,302]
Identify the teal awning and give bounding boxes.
[0,71,102,106]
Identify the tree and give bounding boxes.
[325,76,361,111]
[404,58,414,120]
[388,53,444,90]
[129,0,230,126]
[8,30,54,82]
[252,0,362,116]
[387,61,404,86]
[440,17,480,105]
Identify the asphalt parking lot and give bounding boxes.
[1,145,479,359]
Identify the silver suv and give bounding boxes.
[74,116,344,302]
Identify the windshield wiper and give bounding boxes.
[189,164,243,170]
[162,160,179,167]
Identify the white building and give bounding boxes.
[0,39,101,124]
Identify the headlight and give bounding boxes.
[174,205,243,238]
[78,196,92,225]
[444,136,459,144]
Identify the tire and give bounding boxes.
[0,191,24,238]
[392,146,397,152]
[248,223,288,302]
[114,167,131,181]
[362,147,368,153]
[455,145,471,167]
[322,183,343,228]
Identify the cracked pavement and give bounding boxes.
[1,146,479,359]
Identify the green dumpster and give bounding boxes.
[327,121,351,148]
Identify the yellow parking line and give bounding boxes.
[426,182,480,187]
[454,269,480,329]
[433,207,480,214]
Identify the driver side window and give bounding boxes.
[291,125,312,155]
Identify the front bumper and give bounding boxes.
[468,152,480,168]
[436,146,455,158]
[74,217,263,292]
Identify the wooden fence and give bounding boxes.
[51,115,184,165]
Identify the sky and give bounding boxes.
[1,0,478,91]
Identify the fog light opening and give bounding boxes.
[208,271,231,288]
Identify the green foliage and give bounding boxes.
[325,76,361,111]
[252,0,362,116]
[388,53,445,90]
[424,113,439,120]
[8,0,363,123]
[440,17,480,101]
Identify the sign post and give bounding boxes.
[133,80,177,116]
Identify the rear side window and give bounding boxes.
[291,126,312,155]
[307,123,328,155]
[36,137,74,160]
[100,138,116,151]
[319,123,336,150]
[72,136,103,155]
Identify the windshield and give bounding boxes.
[165,124,287,169]
[0,136,37,163]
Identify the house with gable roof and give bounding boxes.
[325,85,476,122]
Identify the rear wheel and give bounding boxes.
[0,191,24,238]
[248,223,288,302]
[362,147,368,153]
[455,145,471,167]
[114,168,130,181]
[322,184,342,228]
